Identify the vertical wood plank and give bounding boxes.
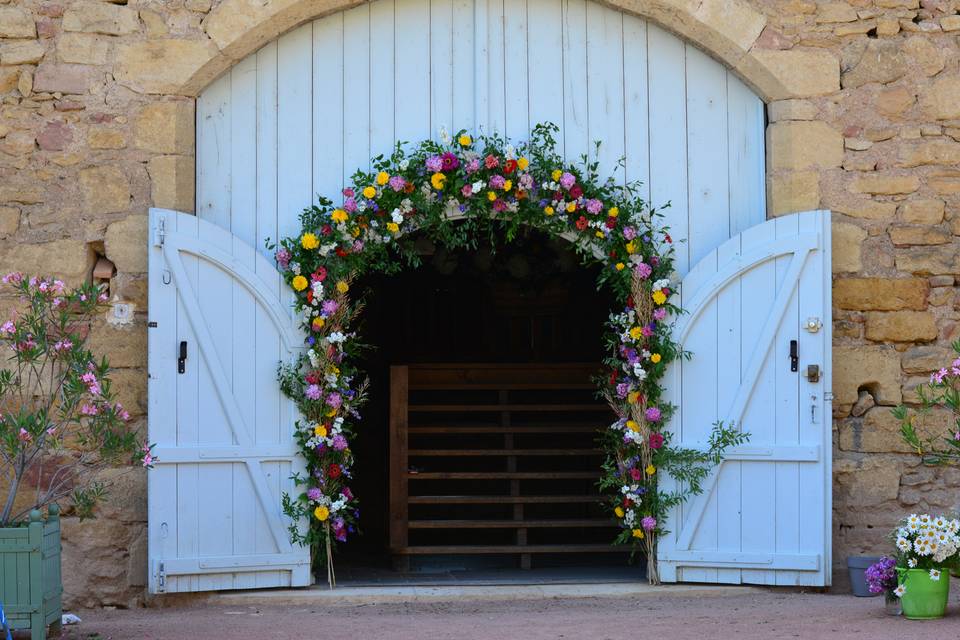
[313,12,344,201]
[561,0,588,161]
[196,74,231,229]
[395,0,431,143]
[486,0,506,134]
[727,72,765,236]
[343,4,371,180]
[585,1,625,184]
[526,0,564,142]
[256,42,279,259]
[230,56,258,247]
[370,0,396,159]
[451,0,475,133]
[622,15,649,202]
[278,23,314,241]
[431,0,455,138]
[503,0,529,140]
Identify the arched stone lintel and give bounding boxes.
[171,0,839,102]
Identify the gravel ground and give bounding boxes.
[23,589,959,640]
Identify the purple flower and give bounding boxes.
[305,385,321,400]
[653,307,667,321]
[441,152,460,170]
[307,487,323,501]
[616,382,630,398]
[645,406,662,422]
[466,158,481,174]
[275,248,291,268]
[622,226,637,240]
[353,240,364,252]
[560,172,576,190]
[585,199,603,215]
[641,516,657,531]
[635,262,652,279]
[426,155,443,172]
[489,174,506,189]
[322,299,339,316]
[326,392,342,409]
[343,197,357,213]
[389,175,406,192]
[332,434,348,451]
[865,557,898,595]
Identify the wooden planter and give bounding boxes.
[0,505,63,640]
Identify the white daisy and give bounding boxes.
[908,558,917,568]
[930,569,941,581]
[896,537,911,552]
[894,584,907,598]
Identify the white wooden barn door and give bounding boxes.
[147,208,310,593]
[659,211,832,586]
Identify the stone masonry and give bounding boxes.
[1,0,960,606]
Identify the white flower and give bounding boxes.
[632,363,647,380]
[934,517,947,529]
[907,514,920,526]
[930,569,941,581]
[290,262,301,275]
[908,558,917,568]
[894,584,906,598]
[399,159,410,171]
[327,331,347,344]
[391,209,404,224]
[896,537,911,552]
[439,126,450,144]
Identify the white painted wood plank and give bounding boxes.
[431,0,455,138]
[278,23,314,241]
[561,0,588,161]
[451,0,474,133]
[313,14,344,202]
[395,0,431,143]
[256,42,279,258]
[586,2,625,184]
[727,73,765,236]
[646,24,688,274]
[230,56,257,247]
[685,45,729,269]
[196,74,231,229]
[526,0,564,143]
[343,4,371,181]
[503,0,528,140]
[486,0,506,135]
[370,0,396,161]
[622,14,649,202]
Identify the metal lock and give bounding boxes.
[804,364,821,383]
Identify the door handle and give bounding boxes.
[178,340,187,374]
[789,340,798,372]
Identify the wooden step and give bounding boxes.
[408,404,611,412]
[408,495,605,504]
[410,383,597,390]
[407,471,601,480]
[408,425,600,434]
[408,519,614,529]
[393,544,632,555]
[408,448,602,457]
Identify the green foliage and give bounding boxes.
[894,339,960,466]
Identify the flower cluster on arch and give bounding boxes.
[272,124,740,575]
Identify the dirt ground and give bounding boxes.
[20,588,960,640]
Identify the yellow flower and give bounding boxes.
[376,171,390,186]
[628,391,641,405]
[595,231,604,238]
[632,528,645,539]
[351,227,361,237]
[301,232,319,249]
[386,222,400,233]
[458,134,472,147]
[517,157,529,170]
[625,241,635,254]
[629,326,643,340]
[487,191,497,201]
[645,464,656,476]
[544,206,555,216]
[362,186,377,199]
[615,263,625,271]
[331,209,348,223]
[614,507,625,518]
[650,353,662,364]
[552,169,562,181]
[626,420,640,433]
[326,407,338,417]
[431,172,446,190]
[291,275,308,291]
[566,202,576,213]
[652,290,667,305]
[503,180,512,192]
[314,425,327,438]
[314,505,330,521]
[336,280,349,294]
[608,207,619,218]
[312,316,325,331]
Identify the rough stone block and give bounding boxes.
[767,121,843,170]
[104,215,148,274]
[833,456,902,507]
[895,244,960,274]
[849,174,920,195]
[79,166,131,214]
[833,345,902,406]
[134,101,194,154]
[833,277,929,311]
[865,310,938,342]
[88,321,147,368]
[922,76,960,120]
[767,99,816,121]
[32,64,90,95]
[0,239,90,282]
[0,7,37,38]
[147,155,194,211]
[899,199,944,224]
[739,49,840,100]
[829,197,897,221]
[0,40,46,66]
[767,171,819,215]
[876,86,914,116]
[114,39,221,95]
[898,140,960,168]
[841,40,906,89]
[837,408,914,453]
[62,2,140,36]
[57,32,110,65]
[0,206,19,238]
[87,127,126,150]
[889,225,951,246]
[902,345,954,373]
[832,220,866,272]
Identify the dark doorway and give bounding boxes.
[339,227,637,583]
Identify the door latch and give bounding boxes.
[804,364,821,383]
[178,341,187,374]
[789,340,798,372]
[804,317,822,333]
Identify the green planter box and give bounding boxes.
[0,505,62,640]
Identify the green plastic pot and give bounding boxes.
[897,567,950,620]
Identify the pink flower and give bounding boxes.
[641,516,657,531]
[461,184,474,197]
[489,175,506,189]
[440,152,460,171]
[519,174,533,190]
[81,403,98,416]
[2,272,23,285]
[622,226,637,240]
[653,307,667,321]
[343,197,358,212]
[630,468,642,481]
[484,154,499,169]
[326,392,342,409]
[0,320,14,335]
[466,158,481,174]
[342,188,355,198]
[305,384,321,400]
[641,325,654,338]
[426,155,443,172]
[275,248,291,268]
[492,199,507,212]
[560,172,576,190]
[389,175,406,192]
[142,452,154,467]
[645,406,662,422]
[634,263,652,279]
[586,199,603,215]
[18,428,31,443]
[649,432,665,449]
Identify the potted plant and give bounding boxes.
[889,513,959,619]
[0,273,153,640]
[865,556,901,615]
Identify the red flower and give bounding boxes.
[305,371,320,385]
[321,224,333,236]
[626,295,634,308]
[605,218,616,229]
[504,159,518,174]
[313,266,327,282]
[649,432,665,449]
[623,497,634,508]
[664,233,672,243]
[403,182,415,194]
[609,371,618,385]
[575,216,588,230]
[335,247,348,258]
[629,468,642,482]
[306,290,313,304]
[328,463,342,479]
[569,185,583,199]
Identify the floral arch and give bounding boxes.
[271,124,744,587]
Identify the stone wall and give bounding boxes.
[0,0,959,605]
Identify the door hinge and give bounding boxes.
[154,217,166,247]
[824,391,834,402]
[156,561,166,593]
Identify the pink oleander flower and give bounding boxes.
[641,516,657,531]
[18,428,31,443]
[2,271,23,285]
[80,403,98,416]
[142,452,154,467]
[560,172,576,190]
[389,175,406,192]
[305,384,321,400]
[645,406,662,422]
[0,320,14,335]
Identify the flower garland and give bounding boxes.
[273,123,745,586]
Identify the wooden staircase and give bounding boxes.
[389,364,629,570]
